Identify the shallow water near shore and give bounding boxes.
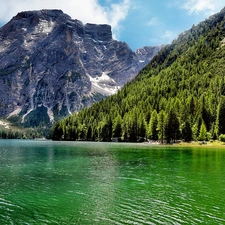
[0,140,225,224]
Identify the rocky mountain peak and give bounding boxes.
[14,9,70,21]
[8,9,113,42]
[84,23,112,42]
[0,10,162,127]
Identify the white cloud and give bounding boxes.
[0,0,131,39]
[148,30,177,46]
[147,17,158,26]
[105,0,131,39]
[183,0,224,15]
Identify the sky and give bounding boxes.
[0,0,224,50]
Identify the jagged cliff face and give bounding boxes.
[0,9,162,126]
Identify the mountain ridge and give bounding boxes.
[0,9,162,127]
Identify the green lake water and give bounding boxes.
[0,140,225,224]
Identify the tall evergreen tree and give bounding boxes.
[112,115,122,138]
[148,110,158,140]
[165,110,180,143]
[192,123,199,141]
[157,110,166,143]
[198,121,207,141]
[216,96,225,136]
[181,121,192,142]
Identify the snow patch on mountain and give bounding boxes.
[89,72,120,95]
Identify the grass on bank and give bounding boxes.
[175,140,225,148]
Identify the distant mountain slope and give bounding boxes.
[52,7,225,142]
[0,9,162,127]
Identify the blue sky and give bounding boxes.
[0,0,224,50]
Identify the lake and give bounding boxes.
[0,140,225,224]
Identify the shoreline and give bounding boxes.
[163,141,225,148]
[142,140,225,148]
[175,141,225,148]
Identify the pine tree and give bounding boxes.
[198,121,207,141]
[181,121,192,142]
[165,110,180,143]
[192,123,199,141]
[157,110,166,143]
[216,96,225,137]
[112,115,122,138]
[148,110,158,140]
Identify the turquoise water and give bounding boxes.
[0,140,225,224]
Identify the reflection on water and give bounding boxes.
[0,140,225,224]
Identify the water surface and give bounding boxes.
[0,140,225,224]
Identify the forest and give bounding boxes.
[0,127,43,139]
[52,7,225,143]
[0,120,51,139]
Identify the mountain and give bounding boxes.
[52,7,225,142]
[0,9,162,127]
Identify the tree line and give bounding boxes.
[0,126,48,139]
